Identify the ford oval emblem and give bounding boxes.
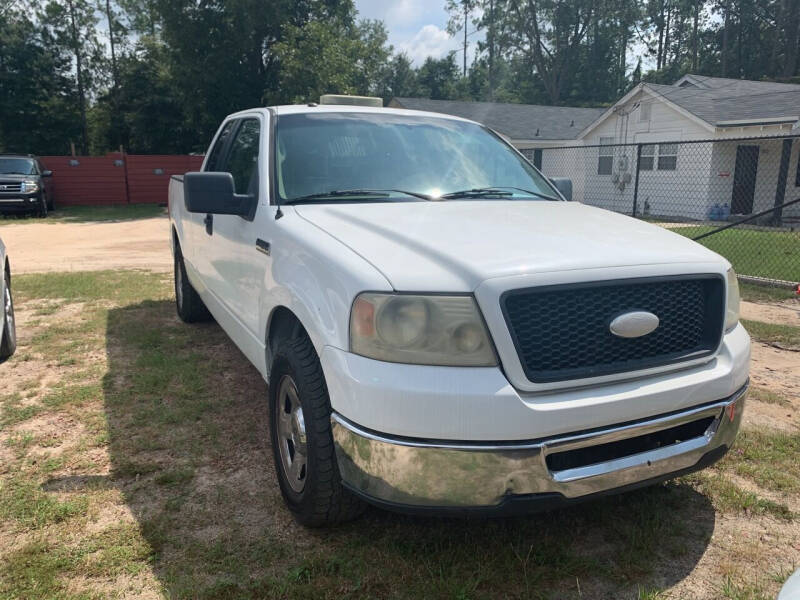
[609,311,660,338]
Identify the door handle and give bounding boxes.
[204,213,213,235]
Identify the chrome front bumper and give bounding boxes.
[331,384,747,511]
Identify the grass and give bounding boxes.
[669,225,800,283]
[722,429,800,493]
[739,282,798,303]
[0,270,797,599]
[688,473,794,520]
[741,319,800,350]
[749,387,790,406]
[0,203,165,224]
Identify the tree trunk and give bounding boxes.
[663,1,672,68]
[784,0,800,76]
[67,0,88,155]
[722,0,729,76]
[463,3,468,77]
[657,1,665,69]
[105,0,118,90]
[618,19,627,96]
[692,0,699,72]
[488,0,494,100]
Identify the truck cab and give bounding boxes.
[168,97,749,527]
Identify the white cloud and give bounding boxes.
[353,1,482,66]
[397,24,458,65]
[356,0,441,26]
[386,0,432,27]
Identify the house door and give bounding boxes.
[731,145,759,214]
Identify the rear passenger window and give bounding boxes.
[205,121,235,172]
[221,118,261,195]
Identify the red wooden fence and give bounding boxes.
[39,153,204,207]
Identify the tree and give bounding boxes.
[273,18,391,104]
[499,0,600,104]
[416,54,462,99]
[0,4,81,154]
[38,0,105,154]
[379,53,419,100]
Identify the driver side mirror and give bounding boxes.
[549,177,573,202]
[184,172,253,215]
[41,170,53,177]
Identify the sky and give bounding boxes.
[353,0,653,73]
[353,0,480,67]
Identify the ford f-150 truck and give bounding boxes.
[168,96,750,527]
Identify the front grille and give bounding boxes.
[0,182,22,193]
[501,275,725,383]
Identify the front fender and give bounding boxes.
[258,210,392,372]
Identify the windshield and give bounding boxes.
[274,112,557,203]
[0,158,36,176]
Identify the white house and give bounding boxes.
[391,75,800,222]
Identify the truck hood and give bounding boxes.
[294,201,724,291]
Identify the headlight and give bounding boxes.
[350,293,497,366]
[725,268,740,331]
[21,180,39,194]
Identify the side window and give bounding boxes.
[205,121,235,172]
[220,118,261,195]
[598,137,614,175]
[639,144,656,170]
[657,143,678,171]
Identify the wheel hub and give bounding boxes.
[277,375,307,493]
[4,281,13,335]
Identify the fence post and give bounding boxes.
[631,143,642,218]
[772,138,793,227]
[120,145,131,204]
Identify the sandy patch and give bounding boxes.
[741,300,800,327]
[750,342,800,405]
[0,217,171,273]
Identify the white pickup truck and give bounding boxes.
[168,96,750,527]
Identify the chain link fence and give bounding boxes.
[523,134,800,286]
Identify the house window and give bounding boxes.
[598,137,614,175]
[639,144,656,170]
[657,143,678,170]
[639,102,651,123]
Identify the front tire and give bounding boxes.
[174,245,211,323]
[0,268,17,362]
[269,334,364,527]
[46,194,55,212]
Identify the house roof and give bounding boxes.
[389,97,605,140]
[645,76,800,126]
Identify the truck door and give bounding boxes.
[185,120,236,284]
[203,115,268,349]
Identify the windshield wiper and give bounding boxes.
[439,186,558,201]
[284,188,433,205]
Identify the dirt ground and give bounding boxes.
[0,216,172,273]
